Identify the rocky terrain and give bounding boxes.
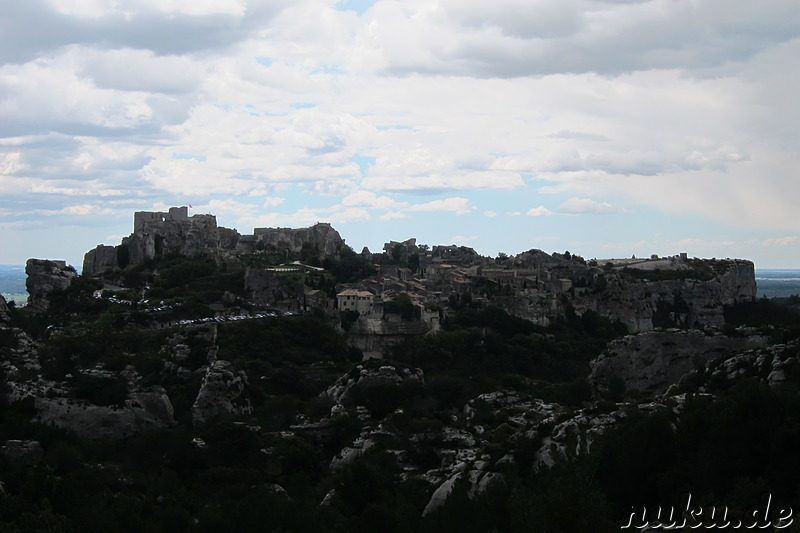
[1,206,797,532]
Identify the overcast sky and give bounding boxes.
[1,0,799,268]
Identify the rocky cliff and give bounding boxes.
[253,222,345,259]
[82,245,119,278]
[346,317,433,358]
[24,259,78,312]
[588,329,769,397]
[499,257,756,332]
[82,209,243,277]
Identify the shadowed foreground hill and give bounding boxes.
[2,286,800,531]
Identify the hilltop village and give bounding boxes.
[71,206,756,356]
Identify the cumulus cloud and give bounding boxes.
[356,0,800,77]
[263,197,286,208]
[0,0,290,63]
[526,206,552,217]
[405,197,474,215]
[340,190,406,209]
[558,197,623,215]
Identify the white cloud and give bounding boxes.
[379,211,408,221]
[48,0,249,18]
[79,47,206,93]
[526,206,552,217]
[57,204,114,216]
[263,197,286,208]
[483,210,497,217]
[328,207,372,224]
[450,235,477,245]
[406,197,474,215]
[763,236,799,247]
[558,197,623,215]
[362,171,524,192]
[341,190,406,210]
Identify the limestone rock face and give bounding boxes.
[347,317,432,359]
[589,329,769,397]
[253,223,345,259]
[25,259,78,312]
[579,260,756,332]
[191,360,252,426]
[82,245,119,277]
[501,259,756,332]
[33,386,175,440]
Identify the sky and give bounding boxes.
[1,0,799,269]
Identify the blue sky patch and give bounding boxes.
[334,0,376,15]
[377,124,413,131]
[173,153,207,162]
[352,154,376,175]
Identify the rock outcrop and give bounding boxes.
[589,329,769,397]
[191,360,252,426]
[253,223,345,259]
[24,259,78,312]
[82,245,119,278]
[82,208,347,279]
[322,364,424,406]
[33,385,175,440]
[346,318,433,359]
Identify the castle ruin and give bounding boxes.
[133,206,189,232]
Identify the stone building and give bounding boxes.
[337,289,375,315]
